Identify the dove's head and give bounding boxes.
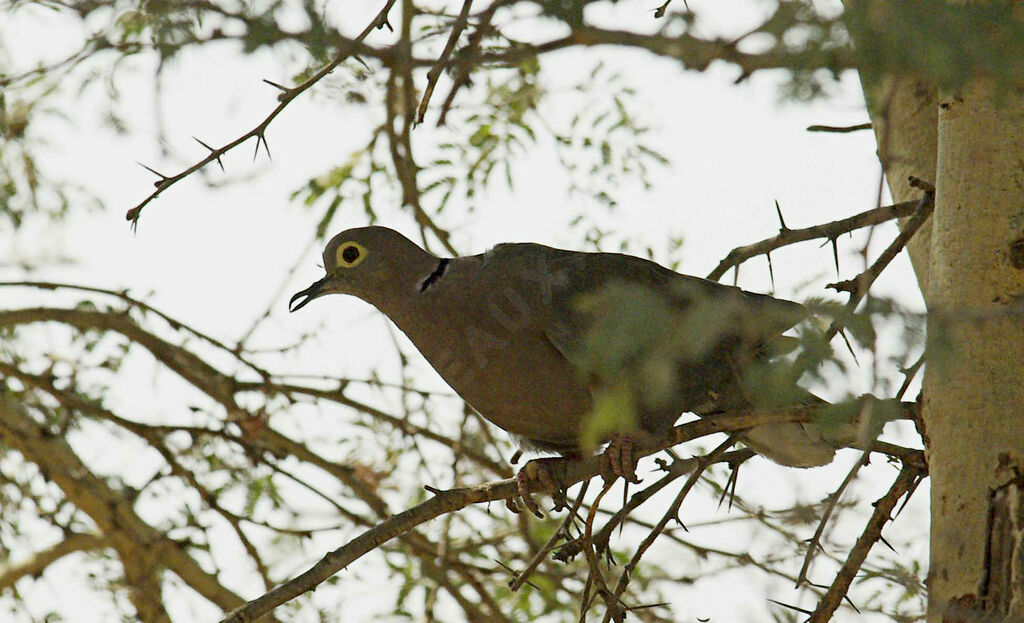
[289,226,438,312]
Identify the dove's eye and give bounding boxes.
[336,242,366,268]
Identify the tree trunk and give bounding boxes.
[923,83,1024,622]
[858,73,938,297]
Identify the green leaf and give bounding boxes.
[581,384,637,451]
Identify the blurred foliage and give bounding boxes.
[847,0,1024,96]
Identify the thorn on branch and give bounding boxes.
[774,199,789,231]
[766,252,775,291]
[895,354,925,402]
[192,136,224,172]
[717,457,741,511]
[262,78,295,102]
[837,329,859,365]
[768,598,813,615]
[877,534,897,553]
[253,132,271,161]
[895,473,924,517]
[845,595,862,613]
[807,581,862,612]
[137,162,170,188]
[352,54,371,70]
[262,79,288,92]
[830,237,840,276]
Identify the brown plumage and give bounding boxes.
[291,226,836,468]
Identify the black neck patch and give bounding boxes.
[419,258,450,292]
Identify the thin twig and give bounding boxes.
[822,181,935,342]
[125,0,398,226]
[592,449,754,551]
[808,462,923,622]
[435,0,516,125]
[416,0,474,125]
[509,480,590,592]
[806,123,872,133]
[706,200,919,281]
[581,480,623,621]
[795,449,871,587]
[603,437,738,621]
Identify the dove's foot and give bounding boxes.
[602,433,643,484]
[511,456,573,517]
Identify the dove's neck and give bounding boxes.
[367,252,450,325]
[372,254,480,364]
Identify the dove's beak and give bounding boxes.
[289,275,330,312]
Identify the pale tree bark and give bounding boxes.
[851,0,938,297]
[859,73,937,297]
[923,84,1024,622]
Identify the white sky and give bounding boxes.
[1,0,929,621]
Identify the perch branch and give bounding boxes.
[220,401,916,623]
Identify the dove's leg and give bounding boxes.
[512,456,577,517]
[601,433,644,484]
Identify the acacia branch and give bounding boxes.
[809,461,924,621]
[605,436,738,620]
[0,307,240,410]
[469,21,855,75]
[0,397,279,622]
[3,357,512,621]
[124,0,398,226]
[821,178,935,342]
[706,200,920,281]
[416,0,474,124]
[0,306,506,477]
[0,532,107,590]
[220,402,919,623]
[0,280,274,381]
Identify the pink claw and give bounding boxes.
[513,457,573,517]
[602,433,641,484]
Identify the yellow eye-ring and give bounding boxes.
[336,242,367,268]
